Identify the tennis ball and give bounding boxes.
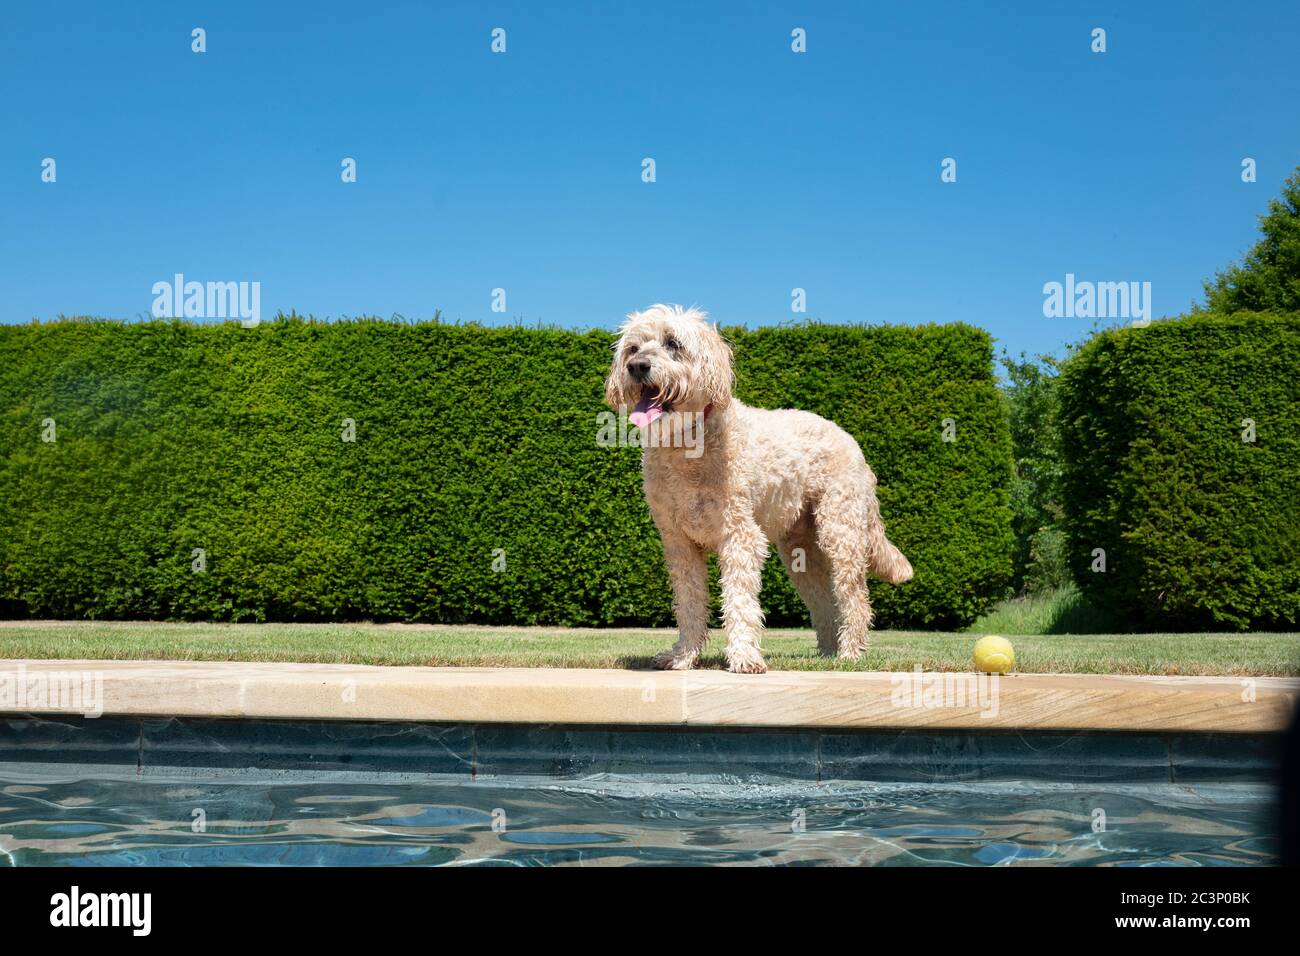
[972,635,1015,674]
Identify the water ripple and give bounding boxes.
[0,777,1275,867]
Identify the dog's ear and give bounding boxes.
[700,323,735,409]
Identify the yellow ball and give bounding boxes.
[973,635,1015,674]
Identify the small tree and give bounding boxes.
[1202,166,1300,313]
[1000,352,1068,593]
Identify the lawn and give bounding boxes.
[966,585,1126,635]
[0,620,1296,676]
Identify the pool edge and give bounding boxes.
[0,659,1295,733]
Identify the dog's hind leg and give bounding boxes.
[652,530,710,670]
[777,509,840,656]
[814,486,874,660]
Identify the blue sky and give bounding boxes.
[2,0,1298,358]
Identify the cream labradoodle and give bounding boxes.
[606,304,913,674]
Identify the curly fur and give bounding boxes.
[606,304,913,674]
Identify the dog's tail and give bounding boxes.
[865,488,914,584]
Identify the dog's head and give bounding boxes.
[604,304,734,427]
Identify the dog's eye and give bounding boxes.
[664,337,681,352]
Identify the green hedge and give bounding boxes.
[1057,312,1300,630]
[0,317,1013,628]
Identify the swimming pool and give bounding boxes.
[0,717,1280,866]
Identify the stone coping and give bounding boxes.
[0,659,1295,732]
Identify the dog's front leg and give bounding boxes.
[718,512,769,674]
[652,531,710,670]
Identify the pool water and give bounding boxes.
[0,777,1276,867]
[0,717,1280,866]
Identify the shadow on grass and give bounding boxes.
[968,585,1133,635]
[617,654,739,671]
[1046,591,1133,634]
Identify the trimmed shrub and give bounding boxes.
[1057,312,1300,629]
[0,317,1013,628]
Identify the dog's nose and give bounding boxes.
[629,361,651,382]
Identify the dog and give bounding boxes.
[605,304,913,674]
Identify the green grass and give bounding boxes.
[0,620,1296,676]
[967,585,1126,635]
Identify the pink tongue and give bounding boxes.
[629,396,664,429]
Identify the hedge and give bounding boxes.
[1057,312,1300,630]
[0,317,1014,629]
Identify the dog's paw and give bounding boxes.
[725,646,768,674]
[652,649,697,670]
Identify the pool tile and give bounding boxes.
[0,716,141,771]
[470,725,822,780]
[139,718,474,776]
[1168,733,1282,783]
[819,731,1172,783]
[819,730,982,782]
[606,728,820,780]
[472,726,613,777]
